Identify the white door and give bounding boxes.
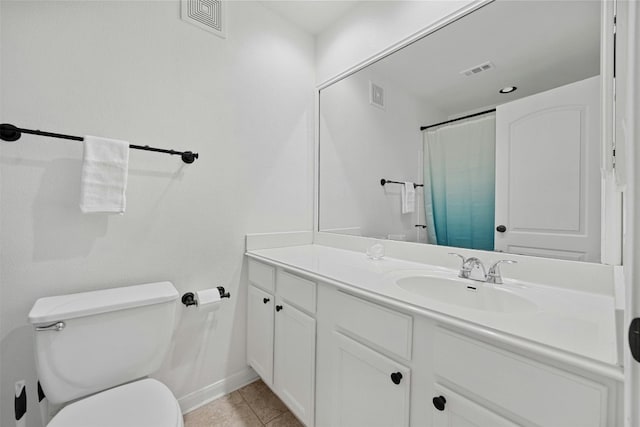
[495,76,601,262]
[273,300,316,427]
[247,285,274,385]
[432,384,518,427]
[329,332,410,427]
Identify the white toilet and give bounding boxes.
[28,281,184,427]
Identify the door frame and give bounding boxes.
[622,1,640,425]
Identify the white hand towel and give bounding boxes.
[401,182,415,214]
[79,135,130,214]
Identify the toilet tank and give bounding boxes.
[28,282,179,404]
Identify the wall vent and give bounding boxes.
[181,0,226,38]
[370,82,385,109]
[460,61,495,77]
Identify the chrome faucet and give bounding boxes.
[486,259,518,284]
[449,253,487,281]
[449,253,517,283]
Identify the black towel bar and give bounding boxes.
[0,123,199,164]
[380,178,423,188]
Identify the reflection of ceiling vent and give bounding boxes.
[370,82,385,109]
[182,0,226,38]
[460,61,495,77]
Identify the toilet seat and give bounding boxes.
[47,378,183,427]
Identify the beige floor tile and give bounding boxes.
[184,391,262,427]
[238,380,288,424]
[264,411,304,427]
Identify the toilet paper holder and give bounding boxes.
[181,287,230,307]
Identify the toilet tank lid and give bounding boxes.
[28,282,179,324]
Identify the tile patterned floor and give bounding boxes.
[184,380,304,427]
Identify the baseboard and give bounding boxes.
[178,367,259,414]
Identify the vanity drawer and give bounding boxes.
[248,260,275,293]
[334,291,412,360]
[433,328,608,427]
[277,270,316,314]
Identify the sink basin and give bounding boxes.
[396,275,537,313]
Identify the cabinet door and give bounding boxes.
[274,300,316,426]
[247,285,274,385]
[330,332,410,427]
[432,384,518,427]
[434,328,608,427]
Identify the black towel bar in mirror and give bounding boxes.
[380,178,423,188]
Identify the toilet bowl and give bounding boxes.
[47,379,183,427]
[28,282,183,426]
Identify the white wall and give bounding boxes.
[319,68,446,242]
[0,2,314,426]
[316,0,475,85]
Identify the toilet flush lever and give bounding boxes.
[35,321,65,332]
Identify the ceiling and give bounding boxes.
[260,0,360,35]
[324,0,601,117]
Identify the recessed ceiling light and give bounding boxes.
[499,86,517,94]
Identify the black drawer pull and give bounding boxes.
[263,298,270,304]
[432,396,446,411]
[390,372,403,385]
[276,305,283,312]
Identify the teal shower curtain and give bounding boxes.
[423,115,496,251]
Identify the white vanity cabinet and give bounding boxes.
[247,284,275,384]
[431,384,518,427]
[273,296,315,425]
[430,328,616,427]
[314,283,621,427]
[247,254,622,427]
[330,331,411,427]
[247,260,316,427]
[316,288,413,427]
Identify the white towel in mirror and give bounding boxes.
[401,182,415,214]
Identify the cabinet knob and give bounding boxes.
[276,305,283,312]
[496,225,507,233]
[432,396,447,411]
[263,298,270,304]
[390,372,403,385]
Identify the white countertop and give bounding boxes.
[247,244,621,378]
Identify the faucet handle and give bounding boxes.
[449,253,474,279]
[448,252,466,265]
[487,260,517,284]
[488,259,517,271]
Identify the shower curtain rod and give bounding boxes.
[0,123,199,164]
[419,108,496,131]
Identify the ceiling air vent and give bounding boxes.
[460,61,495,77]
[181,0,226,38]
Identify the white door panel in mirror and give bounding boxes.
[318,0,605,263]
[495,76,601,262]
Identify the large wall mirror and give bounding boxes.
[318,0,605,263]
